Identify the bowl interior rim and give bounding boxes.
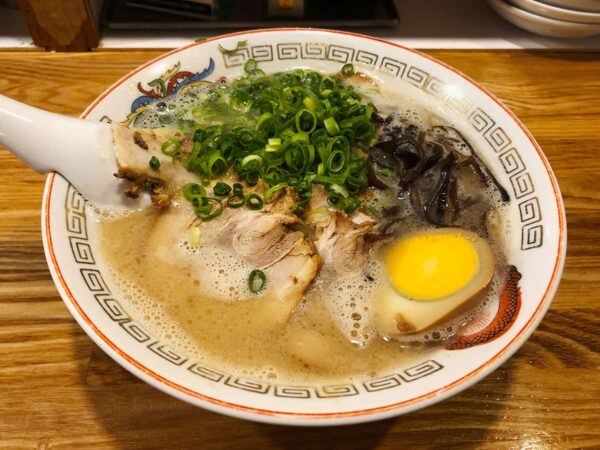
[41,28,567,425]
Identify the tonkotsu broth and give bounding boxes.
[96,74,509,384]
[98,208,429,383]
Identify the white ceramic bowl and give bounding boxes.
[539,0,600,13]
[510,0,600,24]
[488,0,600,37]
[41,29,566,426]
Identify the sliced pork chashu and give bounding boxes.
[305,185,376,273]
[143,187,320,324]
[111,124,196,207]
[112,125,320,320]
[220,187,305,268]
[214,188,321,320]
[259,236,321,322]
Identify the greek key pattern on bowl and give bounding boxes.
[363,360,443,392]
[63,41,551,400]
[64,186,444,398]
[221,42,544,250]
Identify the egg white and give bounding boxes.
[374,228,495,336]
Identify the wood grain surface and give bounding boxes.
[0,49,598,449]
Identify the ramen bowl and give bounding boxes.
[41,29,566,426]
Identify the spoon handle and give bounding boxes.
[0,94,112,172]
[0,94,130,207]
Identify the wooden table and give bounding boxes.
[0,49,598,449]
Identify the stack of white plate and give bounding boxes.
[488,0,600,37]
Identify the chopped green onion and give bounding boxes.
[218,40,248,54]
[183,183,206,200]
[353,119,375,142]
[344,197,362,213]
[295,109,317,133]
[256,114,280,142]
[205,152,228,180]
[291,132,309,143]
[178,65,375,212]
[327,193,341,208]
[381,167,394,177]
[264,183,287,201]
[248,269,267,293]
[149,156,160,171]
[232,182,244,194]
[241,154,263,171]
[323,117,340,136]
[326,149,346,174]
[189,226,200,247]
[339,118,353,129]
[237,128,256,147]
[317,162,325,175]
[194,197,223,221]
[213,182,232,196]
[227,193,245,208]
[246,173,260,186]
[341,63,354,77]
[327,135,350,154]
[320,76,335,90]
[244,58,258,74]
[257,112,272,126]
[192,129,204,142]
[246,193,264,210]
[161,139,182,160]
[327,193,361,213]
[303,96,317,112]
[284,142,311,173]
[330,184,349,198]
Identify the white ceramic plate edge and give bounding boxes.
[510,0,600,23]
[489,0,600,37]
[539,0,600,13]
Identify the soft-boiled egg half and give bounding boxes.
[374,228,495,336]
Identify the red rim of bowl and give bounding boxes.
[41,28,566,425]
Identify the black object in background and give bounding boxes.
[105,0,398,29]
[126,0,214,20]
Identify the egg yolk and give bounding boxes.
[385,234,480,301]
